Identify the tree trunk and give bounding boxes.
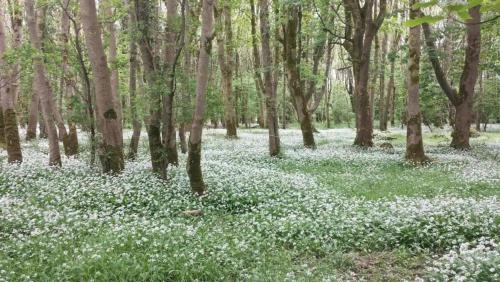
[127,2,141,159]
[405,0,427,164]
[249,0,266,128]
[187,0,214,194]
[26,0,61,166]
[162,0,179,166]
[475,71,483,131]
[0,6,22,163]
[379,32,388,131]
[386,32,399,127]
[134,0,165,176]
[283,4,315,148]
[422,6,481,150]
[343,0,387,147]
[61,0,78,156]
[370,34,379,124]
[80,0,124,173]
[216,4,237,138]
[259,0,280,156]
[26,86,38,140]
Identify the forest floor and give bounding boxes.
[1,126,499,281]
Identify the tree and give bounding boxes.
[216,2,237,138]
[282,3,316,148]
[127,0,141,160]
[80,0,124,172]
[422,5,481,149]
[405,0,427,164]
[134,0,166,177]
[162,0,181,165]
[342,0,387,147]
[0,1,22,163]
[26,0,61,166]
[61,0,78,156]
[187,0,215,194]
[259,0,280,156]
[249,0,266,128]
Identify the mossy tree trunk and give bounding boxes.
[187,0,214,195]
[405,0,427,164]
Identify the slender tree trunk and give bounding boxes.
[259,0,280,156]
[128,3,141,159]
[405,0,427,164]
[475,71,483,131]
[386,32,399,127]
[7,0,22,106]
[26,87,38,140]
[163,0,179,166]
[216,4,237,138]
[283,4,315,148]
[187,0,214,194]
[61,0,78,156]
[379,32,388,131]
[80,0,124,172]
[370,34,379,124]
[134,0,165,175]
[249,0,266,128]
[105,5,123,128]
[26,0,61,166]
[0,6,22,162]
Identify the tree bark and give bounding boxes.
[26,0,61,166]
[282,4,315,148]
[379,32,388,131]
[162,0,179,166]
[0,4,22,162]
[249,0,266,128]
[422,6,481,150]
[386,32,399,127]
[405,0,427,164]
[343,0,387,147]
[259,0,280,156]
[127,2,141,159]
[187,0,214,194]
[134,0,165,176]
[80,0,124,172]
[216,4,237,138]
[61,0,78,156]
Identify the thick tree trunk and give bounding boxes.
[26,0,61,166]
[134,0,165,175]
[450,7,480,150]
[0,7,22,162]
[259,0,280,156]
[379,32,388,131]
[422,6,480,150]
[405,1,427,164]
[283,4,315,148]
[343,0,386,147]
[187,0,214,194]
[216,5,237,138]
[249,0,266,128]
[80,0,124,173]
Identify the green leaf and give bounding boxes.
[404,15,444,27]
